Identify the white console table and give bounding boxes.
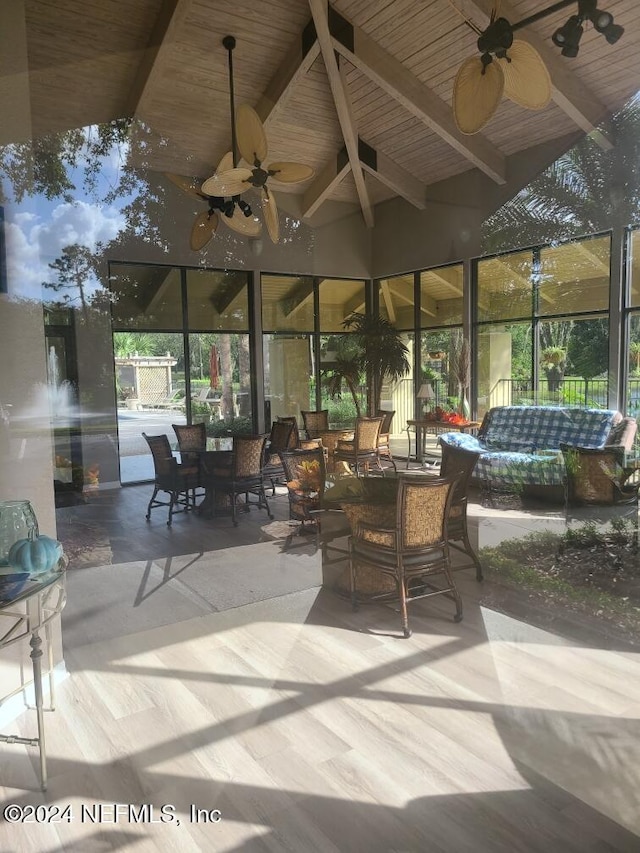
[0,569,67,791]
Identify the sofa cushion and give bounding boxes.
[483,406,618,451]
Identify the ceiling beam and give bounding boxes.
[303,147,351,217]
[211,272,248,314]
[459,0,613,150]
[255,21,320,128]
[325,4,506,184]
[358,139,426,210]
[126,0,193,119]
[422,269,464,297]
[380,280,396,323]
[388,284,436,317]
[281,277,316,317]
[309,0,374,228]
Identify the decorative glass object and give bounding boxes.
[0,500,39,567]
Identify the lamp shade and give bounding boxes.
[417,383,435,400]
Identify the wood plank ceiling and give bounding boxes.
[15,0,640,227]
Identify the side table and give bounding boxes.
[0,568,67,791]
[405,420,480,467]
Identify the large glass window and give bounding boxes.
[318,278,366,332]
[262,274,315,332]
[475,236,610,413]
[110,265,183,330]
[186,269,249,331]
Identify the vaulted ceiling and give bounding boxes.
[8,0,640,226]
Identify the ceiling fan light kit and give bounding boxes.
[452,1,624,135]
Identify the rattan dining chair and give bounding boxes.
[376,409,396,471]
[334,416,384,476]
[143,432,199,526]
[200,434,273,526]
[437,439,483,581]
[262,419,296,494]
[279,447,327,529]
[349,474,462,638]
[301,409,329,439]
[173,422,207,500]
[276,415,301,448]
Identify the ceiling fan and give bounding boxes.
[165,155,262,251]
[200,38,315,244]
[452,3,552,135]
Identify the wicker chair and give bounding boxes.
[277,415,301,448]
[334,416,384,476]
[560,443,640,516]
[200,434,273,526]
[301,409,329,439]
[262,419,296,494]
[143,433,200,526]
[280,447,327,529]
[376,409,396,471]
[438,439,483,581]
[349,475,462,638]
[173,422,207,499]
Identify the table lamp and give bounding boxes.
[417,382,435,415]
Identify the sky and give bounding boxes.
[3,131,131,303]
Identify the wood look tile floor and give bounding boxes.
[2,484,640,851]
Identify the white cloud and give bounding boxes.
[5,200,125,300]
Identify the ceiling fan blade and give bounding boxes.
[219,205,263,237]
[236,104,268,166]
[216,151,234,173]
[453,55,504,135]
[501,41,552,110]
[165,173,206,201]
[267,162,315,184]
[190,210,218,251]
[200,168,252,198]
[262,187,279,244]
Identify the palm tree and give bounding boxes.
[342,313,410,415]
[483,94,640,253]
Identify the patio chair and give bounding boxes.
[279,447,327,530]
[143,433,199,526]
[560,444,640,529]
[199,434,273,526]
[437,439,483,581]
[334,416,384,476]
[173,422,207,498]
[276,415,301,448]
[349,474,462,638]
[262,419,296,494]
[376,409,396,471]
[301,409,329,439]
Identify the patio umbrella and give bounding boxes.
[209,345,220,390]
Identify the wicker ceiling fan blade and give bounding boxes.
[262,187,279,244]
[200,168,252,197]
[267,161,315,184]
[216,151,234,173]
[501,41,552,110]
[219,205,263,237]
[236,104,268,166]
[190,210,218,251]
[453,55,504,135]
[165,173,206,201]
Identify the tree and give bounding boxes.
[322,335,365,418]
[483,95,640,253]
[41,244,98,321]
[567,319,609,381]
[342,313,411,415]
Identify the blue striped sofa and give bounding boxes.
[439,406,634,493]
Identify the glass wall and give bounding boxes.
[261,274,367,430]
[625,229,640,422]
[110,263,252,483]
[475,235,610,418]
[419,265,464,416]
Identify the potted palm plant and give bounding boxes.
[342,313,411,415]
